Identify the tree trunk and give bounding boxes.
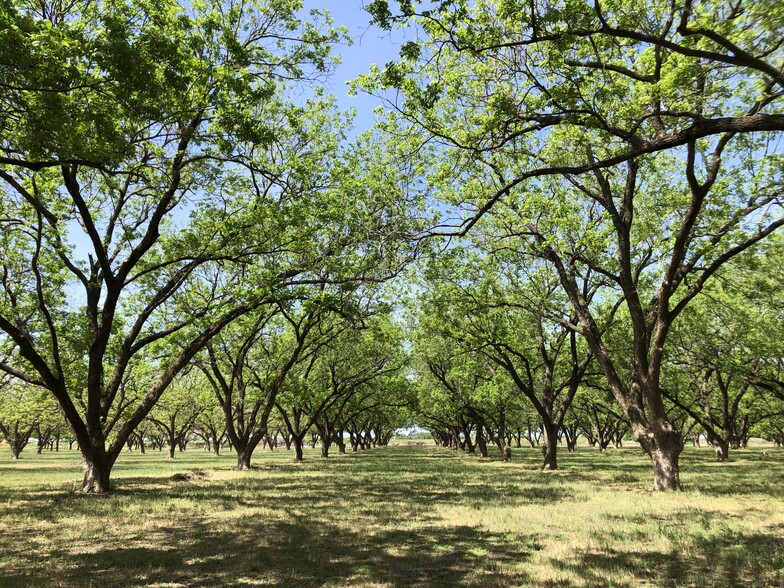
[714,439,729,461]
[294,438,304,461]
[81,451,112,493]
[640,429,682,491]
[237,450,252,471]
[542,422,558,470]
[476,423,488,457]
[335,431,346,454]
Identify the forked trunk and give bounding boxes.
[335,434,346,454]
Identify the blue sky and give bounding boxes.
[301,1,410,131]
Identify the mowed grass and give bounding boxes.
[0,443,782,588]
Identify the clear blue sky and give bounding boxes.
[301,1,410,132]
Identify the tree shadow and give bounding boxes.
[2,444,782,587]
[1,515,535,587]
[552,507,784,588]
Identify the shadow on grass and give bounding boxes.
[2,445,783,587]
[555,526,783,588]
[2,514,534,587]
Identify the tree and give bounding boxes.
[0,380,56,459]
[199,296,340,469]
[0,0,421,492]
[0,0,345,492]
[412,249,592,469]
[664,238,784,459]
[362,0,784,490]
[193,395,227,456]
[148,371,206,459]
[306,314,409,458]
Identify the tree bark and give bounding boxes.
[713,438,729,461]
[542,422,558,470]
[237,450,252,471]
[293,436,304,461]
[639,427,682,491]
[475,423,488,457]
[81,450,112,493]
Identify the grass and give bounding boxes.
[0,443,782,587]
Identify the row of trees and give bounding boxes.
[1,0,782,494]
[1,294,413,463]
[406,235,784,470]
[363,0,784,490]
[0,0,424,492]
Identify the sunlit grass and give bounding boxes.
[0,443,782,587]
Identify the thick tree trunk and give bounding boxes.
[639,428,682,491]
[335,431,346,454]
[476,423,488,457]
[293,437,304,461]
[237,451,252,471]
[714,439,729,461]
[81,452,112,493]
[542,423,558,470]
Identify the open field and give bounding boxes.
[1,444,782,588]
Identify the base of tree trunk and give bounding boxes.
[714,442,729,461]
[237,456,251,471]
[81,459,111,493]
[648,441,682,491]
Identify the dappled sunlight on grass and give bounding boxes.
[0,444,782,586]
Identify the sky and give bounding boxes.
[300,1,410,132]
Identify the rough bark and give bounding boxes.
[638,426,682,491]
[542,422,558,471]
[293,437,304,461]
[237,451,252,471]
[81,449,112,493]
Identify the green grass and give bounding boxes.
[1,444,782,587]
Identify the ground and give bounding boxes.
[0,443,782,587]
